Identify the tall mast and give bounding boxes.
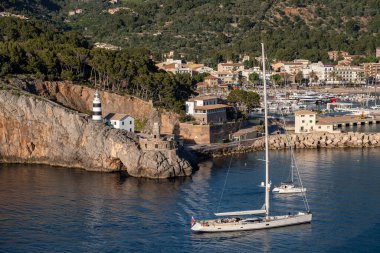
[261,43,270,217]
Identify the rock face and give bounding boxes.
[0,90,191,178]
[201,132,380,157]
[8,78,180,134]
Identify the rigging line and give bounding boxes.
[216,155,233,213]
[270,73,310,212]
[269,67,294,182]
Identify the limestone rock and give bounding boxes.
[0,91,192,178]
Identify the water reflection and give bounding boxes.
[1,148,380,252]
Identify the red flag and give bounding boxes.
[191,216,195,228]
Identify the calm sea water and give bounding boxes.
[1,148,380,253]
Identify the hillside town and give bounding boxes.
[153,48,380,146]
[157,49,380,91]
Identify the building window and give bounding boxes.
[302,120,305,123]
[155,144,158,149]
[301,115,305,117]
[122,122,124,125]
[130,121,132,124]
[310,120,313,123]
[130,128,132,132]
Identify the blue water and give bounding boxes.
[1,148,380,252]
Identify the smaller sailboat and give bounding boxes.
[272,108,306,194]
[272,156,306,194]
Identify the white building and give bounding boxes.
[241,67,260,80]
[334,65,364,84]
[295,110,317,133]
[217,63,244,72]
[186,95,218,115]
[194,66,214,74]
[305,63,335,84]
[295,110,338,133]
[104,113,135,132]
[185,95,229,124]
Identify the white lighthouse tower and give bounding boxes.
[92,90,103,122]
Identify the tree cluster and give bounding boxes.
[227,90,260,114]
[0,17,196,113]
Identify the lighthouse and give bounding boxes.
[92,90,102,122]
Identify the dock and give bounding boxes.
[318,115,380,128]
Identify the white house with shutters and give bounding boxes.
[295,110,339,133]
[104,113,135,132]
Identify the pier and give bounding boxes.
[188,132,380,157]
[318,115,380,129]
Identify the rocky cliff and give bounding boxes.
[0,90,191,178]
[7,78,180,134]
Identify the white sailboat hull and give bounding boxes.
[272,185,306,194]
[191,212,312,233]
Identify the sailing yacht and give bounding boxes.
[190,43,312,233]
[272,151,306,194]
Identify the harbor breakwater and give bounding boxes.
[196,132,380,157]
[0,90,191,178]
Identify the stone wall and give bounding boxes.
[199,132,380,157]
[178,123,211,144]
[178,121,246,144]
[210,122,246,143]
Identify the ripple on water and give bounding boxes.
[1,149,380,252]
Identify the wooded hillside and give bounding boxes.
[2,0,378,63]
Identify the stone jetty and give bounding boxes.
[199,132,380,157]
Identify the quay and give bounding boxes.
[318,115,380,129]
[188,131,380,157]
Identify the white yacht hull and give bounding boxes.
[272,187,306,194]
[191,212,312,233]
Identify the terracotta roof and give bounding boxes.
[204,75,218,79]
[162,63,176,69]
[104,113,131,121]
[283,62,303,66]
[316,115,362,125]
[294,110,317,115]
[194,104,230,110]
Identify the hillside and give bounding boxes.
[2,0,379,63]
[0,17,195,113]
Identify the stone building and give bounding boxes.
[186,96,229,124]
[193,104,229,124]
[139,123,177,152]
